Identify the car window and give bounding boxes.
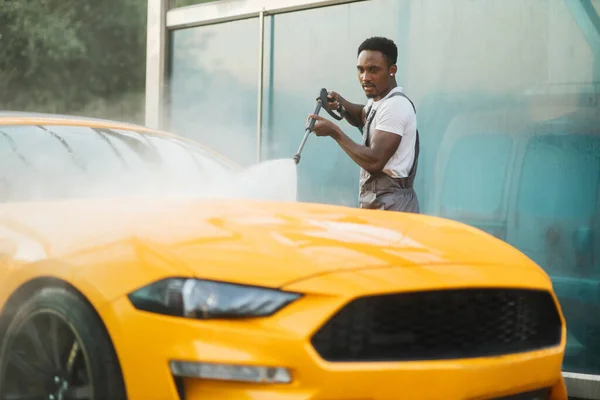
[0,129,30,202]
[39,126,130,194]
[0,124,237,202]
[2,125,80,174]
[141,133,234,181]
[41,126,162,198]
[0,125,83,202]
[100,128,161,167]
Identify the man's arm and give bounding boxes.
[332,97,409,172]
[338,98,366,128]
[331,127,401,174]
[309,96,408,172]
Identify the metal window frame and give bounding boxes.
[145,0,366,160]
[166,0,367,29]
[256,9,265,162]
[145,0,169,130]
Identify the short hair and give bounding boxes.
[357,36,398,66]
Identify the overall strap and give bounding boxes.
[388,91,420,182]
[363,91,420,181]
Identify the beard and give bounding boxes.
[363,85,377,98]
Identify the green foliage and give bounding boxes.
[0,0,148,123]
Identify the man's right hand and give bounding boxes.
[326,90,343,112]
[325,90,365,129]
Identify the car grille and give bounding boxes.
[311,288,562,362]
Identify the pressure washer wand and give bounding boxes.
[293,99,323,165]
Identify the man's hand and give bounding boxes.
[326,90,342,113]
[325,90,365,128]
[308,114,340,138]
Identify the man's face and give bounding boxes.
[357,50,396,100]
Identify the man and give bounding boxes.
[309,36,420,213]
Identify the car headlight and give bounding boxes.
[128,278,302,319]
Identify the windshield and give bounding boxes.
[0,124,239,202]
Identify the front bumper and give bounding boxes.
[101,266,567,400]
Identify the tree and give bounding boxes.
[0,0,148,123]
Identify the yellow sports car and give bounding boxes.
[0,112,567,400]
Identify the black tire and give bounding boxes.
[0,286,127,400]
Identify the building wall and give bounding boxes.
[166,0,600,379]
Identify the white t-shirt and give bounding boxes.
[363,87,417,178]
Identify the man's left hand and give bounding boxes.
[308,114,340,138]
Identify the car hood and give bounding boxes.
[0,197,537,289]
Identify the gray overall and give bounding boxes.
[358,91,420,213]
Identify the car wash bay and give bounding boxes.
[146,0,600,397]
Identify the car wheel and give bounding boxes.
[0,286,127,400]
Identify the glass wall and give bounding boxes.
[167,0,600,376]
[168,17,259,167]
[260,0,411,206]
[402,0,600,376]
